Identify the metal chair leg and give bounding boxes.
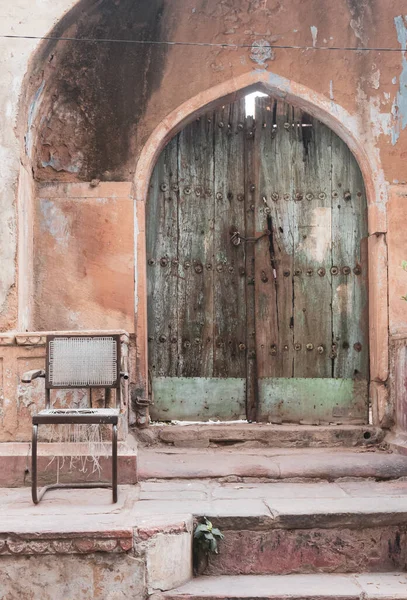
[112,423,118,503]
[31,424,39,505]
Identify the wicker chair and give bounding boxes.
[22,334,128,504]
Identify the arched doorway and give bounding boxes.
[146,95,369,424]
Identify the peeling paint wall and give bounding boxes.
[0,0,406,341]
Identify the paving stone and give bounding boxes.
[159,574,407,599]
[210,482,347,500]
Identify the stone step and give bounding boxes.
[155,573,407,599]
[139,479,407,576]
[0,439,138,487]
[138,447,407,481]
[145,424,384,449]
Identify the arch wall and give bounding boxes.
[132,70,389,425]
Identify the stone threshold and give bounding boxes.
[154,573,407,599]
[138,446,407,481]
[146,423,385,449]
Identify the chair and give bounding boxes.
[22,334,129,504]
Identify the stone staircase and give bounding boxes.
[142,424,407,600]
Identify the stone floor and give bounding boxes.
[156,573,407,599]
[3,477,407,533]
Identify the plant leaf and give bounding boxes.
[211,528,224,539]
[210,537,218,553]
[204,532,214,540]
[194,524,208,537]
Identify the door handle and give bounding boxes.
[230,230,270,246]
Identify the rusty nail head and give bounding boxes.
[294,343,302,351]
[306,343,314,351]
[295,192,303,202]
[228,266,234,273]
[160,183,168,192]
[331,266,339,275]
[306,268,313,276]
[237,193,245,202]
[317,345,324,354]
[283,345,289,352]
[216,192,223,200]
[344,191,352,201]
[261,270,268,282]
[148,336,153,342]
[159,335,167,343]
[227,192,234,201]
[239,343,246,351]
[306,192,314,201]
[284,122,290,129]
[271,192,279,202]
[317,268,326,277]
[184,261,191,269]
[332,191,338,198]
[284,193,291,201]
[183,340,191,349]
[354,266,362,275]
[270,344,277,355]
[206,263,212,270]
[194,338,201,345]
[218,121,224,128]
[250,184,256,192]
[148,258,155,265]
[237,123,244,130]
[250,204,255,211]
[172,183,179,192]
[342,266,351,275]
[171,337,177,344]
[319,192,326,200]
[216,264,223,272]
[184,186,191,195]
[283,269,290,277]
[172,258,179,266]
[294,268,302,276]
[249,350,256,359]
[354,342,362,352]
[160,257,169,267]
[195,264,203,274]
[195,187,202,196]
[342,341,350,349]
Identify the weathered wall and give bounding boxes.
[1,0,407,430]
[4,0,405,335]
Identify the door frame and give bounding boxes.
[132,70,389,426]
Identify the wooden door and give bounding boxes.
[147,99,250,421]
[146,97,369,424]
[253,97,368,424]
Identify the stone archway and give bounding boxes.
[133,71,389,425]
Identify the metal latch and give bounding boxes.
[230,229,270,246]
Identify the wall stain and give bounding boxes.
[391,15,407,145]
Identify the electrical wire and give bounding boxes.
[0,33,406,52]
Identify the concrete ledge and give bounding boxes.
[156,573,407,599]
[0,439,138,487]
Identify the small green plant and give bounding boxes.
[193,518,224,574]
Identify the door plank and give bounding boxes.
[254,97,295,388]
[331,134,369,381]
[146,137,179,378]
[213,99,247,378]
[292,108,333,379]
[177,115,215,378]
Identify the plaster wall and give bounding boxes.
[1,0,407,431]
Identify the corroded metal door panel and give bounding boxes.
[147,100,248,421]
[254,97,368,424]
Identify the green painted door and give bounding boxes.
[146,97,369,423]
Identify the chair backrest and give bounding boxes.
[46,335,121,390]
